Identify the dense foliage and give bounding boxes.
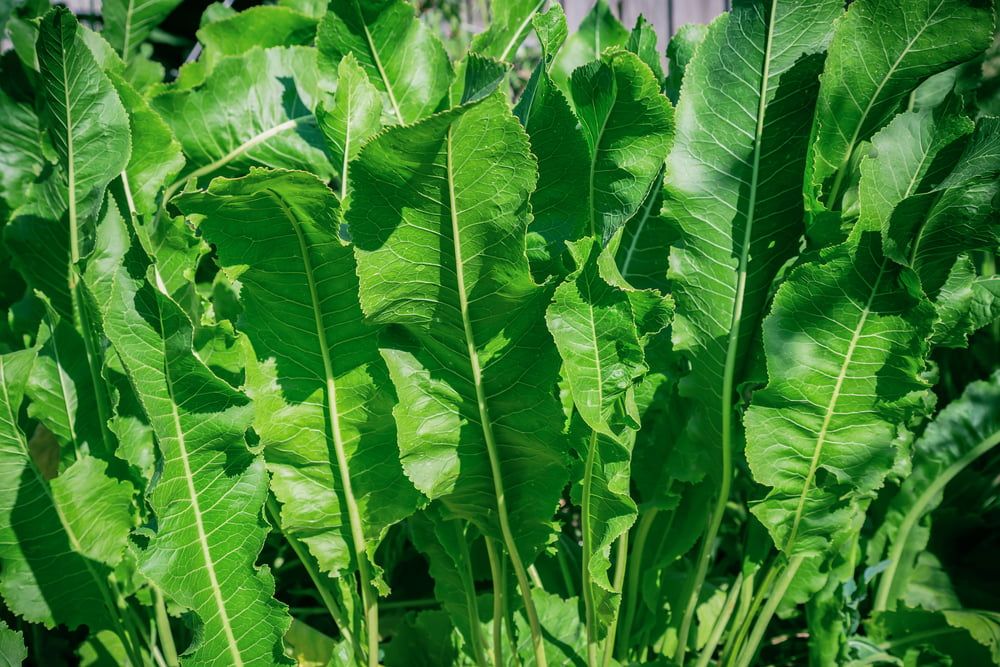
[0,0,999,665]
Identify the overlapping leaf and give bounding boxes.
[85,202,291,666]
[317,0,452,125]
[179,169,421,586]
[808,0,994,216]
[349,92,568,566]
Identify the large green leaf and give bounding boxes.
[196,6,319,71]
[665,0,839,485]
[570,48,674,245]
[550,0,628,94]
[316,54,382,200]
[0,74,46,213]
[514,4,589,279]
[84,202,291,666]
[745,234,935,559]
[545,237,671,641]
[873,372,1000,611]
[36,7,130,257]
[179,169,421,589]
[153,46,335,193]
[0,348,136,634]
[469,0,545,62]
[317,0,452,125]
[349,91,568,578]
[101,0,183,62]
[808,0,994,215]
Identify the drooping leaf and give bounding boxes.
[316,53,383,199]
[545,236,671,638]
[570,48,674,245]
[153,46,335,191]
[101,0,183,62]
[808,0,994,216]
[0,349,136,632]
[84,201,292,665]
[110,72,185,217]
[349,92,569,568]
[550,0,628,94]
[179,168,421,588]
[317,0,452,125]
[873,371,1000,611]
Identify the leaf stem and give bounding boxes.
[733,555,804,667]
[485,536,505,667]
[582,430,599,667]
[874,428,1000,611]
[693,572,743,667]
[154,587,179,667]
[601,532,628,667]
[617,507,657,660]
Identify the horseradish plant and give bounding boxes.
[0,0,998,665]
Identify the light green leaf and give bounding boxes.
[550,0,628,94]
[545,236,671,639]
[316,53,383,199]
[0,618,26,667]
[570,48,674,245]
[874,371,1000,611]
[514,590,585,666]
[349,92,569,567]
[0,349,136,632]
[84,202,292,666]
[179,169,421,589]
[317,0,452,125]
[153,46,335,194]
[197,6,319,71]
[36,7,130,249]
[514,4,590,279]
[663,22,707,104]
[26,304,109,462]
[469,0,545,62]
[110,72,185,218]
[665,0,839,482]
[626,14,664,84]
[808,0,994,215]
[745,234,935,558]
[101,0,182,62]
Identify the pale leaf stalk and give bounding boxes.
[873,429,1000,611]
[733,556,804,667]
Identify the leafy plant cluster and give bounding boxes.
[0,0,999,665]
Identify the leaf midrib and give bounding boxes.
[825,0,946,205]
[154,269,245,667]
[784,260,888,552]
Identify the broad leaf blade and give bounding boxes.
[808,0,994,216]
[349,93,569,565]
[317,0,452,125]
[85,203,292,666]
[570,49,674,245]
[179,169,421,586]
